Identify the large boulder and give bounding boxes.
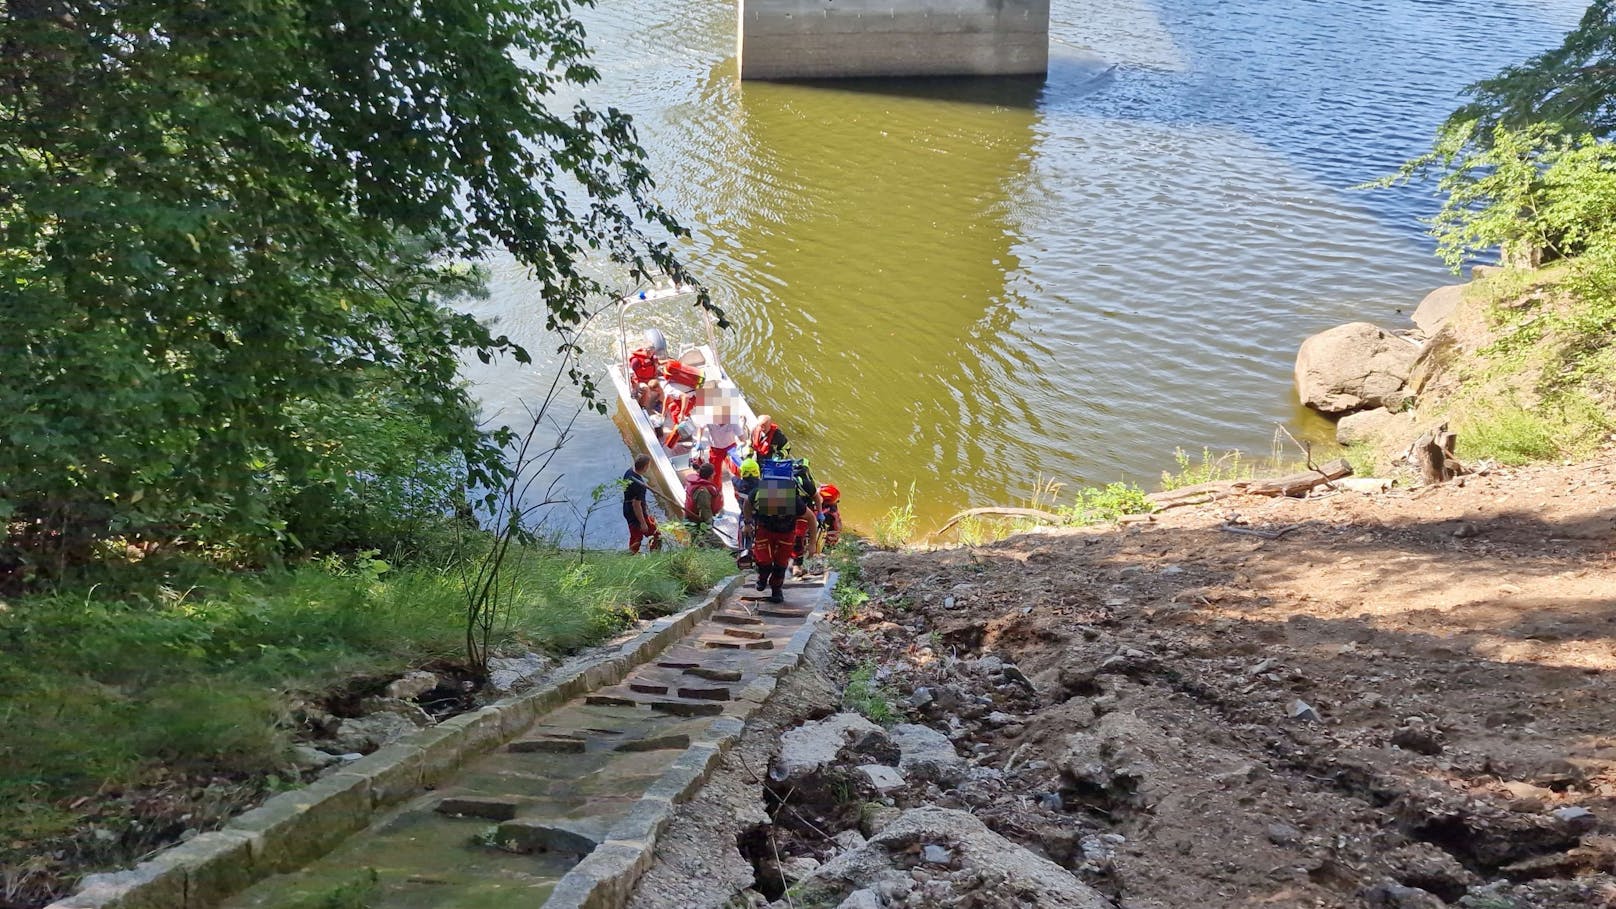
[1336,407,1417,447]
[771,713,892,782]
[1411,284,1465,336]
[889,724,966,787]
[1295,322,1419,414]
[787,807,1112,909]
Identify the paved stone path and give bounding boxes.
[221,578,824,909]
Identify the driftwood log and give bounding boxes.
[1144,480,1246,509]
[937,507,1065,535]
[1242,457,1353,497]
[1144,458,1354,509]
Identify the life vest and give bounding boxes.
[751,422,780,458]
[662,359,704,389]
[628,347,659,383]
[683,476,723,522]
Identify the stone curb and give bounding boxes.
[45,575,743,909]
[542,571,838,909]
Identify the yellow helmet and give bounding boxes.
[739,456,761,479]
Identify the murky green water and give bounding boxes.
[462,0,1584,541]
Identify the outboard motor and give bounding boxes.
[643,327,668,358]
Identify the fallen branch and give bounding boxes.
[938,506,1065,535]
[1242,458,1353,497]
[1219,523,1301,541]
[1145,480,1246,509]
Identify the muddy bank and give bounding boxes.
[630,449,1616,908]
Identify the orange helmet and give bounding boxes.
[820,483,840,504]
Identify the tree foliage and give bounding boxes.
[1450,0,1616,141]
[1,0,706,579]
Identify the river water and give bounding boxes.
[459,0,1585,543]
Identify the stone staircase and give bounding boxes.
[219,577,828,909]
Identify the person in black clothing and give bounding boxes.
[623,454,660,553]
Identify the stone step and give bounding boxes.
[758,606,811,619]
[615,732,692,753]
[494,816,606,857]
[508,736,586,754]
[721,626,766,640]
[657,659,702,670]
[628,680,671,695]
[649,700,724,717]
[585,694,640,708]
[699,636,773,650]
[677,685,732,702]
[684,666,743,683]
[436,796,520,821]
[712,613,764,626]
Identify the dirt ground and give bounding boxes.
[632,447,1616,908]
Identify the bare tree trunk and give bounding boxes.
[1413,425,1461,485]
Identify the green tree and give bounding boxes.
[0,0,707,578]
[1450,0,1616,141]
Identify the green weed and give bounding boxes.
[873,482,918,548]
[1159,447,1255,490]
[1061,482,1154,525]
[843,662,900,725]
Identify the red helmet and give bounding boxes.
[820,483,840,504]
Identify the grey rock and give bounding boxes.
[1038,792,1065,812]
[1412,284,1464,336]
[890,724,967,786]
[778,856,821,884]
[330,712,419,753]
[383,670,439,701]
[837,890,882,909]
[1362,881,1445,909]
[972,655,1005,674]
[1290,700,1321,723]
[1337,407,1417,447]
[290,744,339,770]
[1390,725,1444,756]
[773,713,892,782]
[1266,822,1302,846]
[1551,805,1596,833]
[358,696,434,727]
[1295,322,1419,414]
[796,807,1110,909]
[920,844,953,865]
[833,829,868,851]
[857,764,907,793]
[1000,664,1036,694]
[907,687,935,709]
[485,652,556,694]
[1160,564,1184,576]
[1408,325,1462,398]
[985,711,1018,727]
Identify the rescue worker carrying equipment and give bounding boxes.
[749,457,806,603]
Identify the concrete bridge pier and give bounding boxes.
[738,0,1050,80]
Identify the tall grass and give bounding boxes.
[873,482,919,548]
[0,545,732,846]
[1455,394,1612,465]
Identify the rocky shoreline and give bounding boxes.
[625,448,1616,909]
[1293,266,1503,466]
